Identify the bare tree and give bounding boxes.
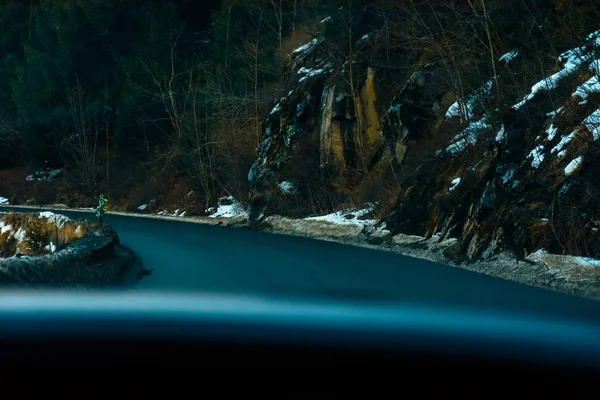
[271,0,284,56]
[138,24,196,169]
[463,0,500,96]
[242,14,271,147]
[61,80,101,191]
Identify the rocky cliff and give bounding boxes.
[249,17,600,262]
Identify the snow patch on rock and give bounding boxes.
[293,38,320,54]
[564,156,583,176]
[550,131,576,154]
[499,49,519,63]
[26,168,63,182]
[528,144,545,168]
[512,30,600,109]
[39,212,71,228]
[446,118,492,154]
[449,177,461,192]
[583,108,600,140]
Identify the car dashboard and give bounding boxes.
[0,289,598,379]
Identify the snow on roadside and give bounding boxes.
[528,248,600,268]
[208,196,247,219]
[157,209,187,217]
[0,196,8,205]
[575,257,600,267]
[369,223,390,238]
[305,204,377,226]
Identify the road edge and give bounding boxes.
[2,204,600,302]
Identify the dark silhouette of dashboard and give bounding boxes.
[1,290,599,380]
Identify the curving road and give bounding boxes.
[2,205,600,323]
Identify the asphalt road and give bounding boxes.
[2,206,600,323]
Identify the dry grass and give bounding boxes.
[527,220,552,250]
[0,231,16,258]
[348,169,401,220]
[0,212,90,257]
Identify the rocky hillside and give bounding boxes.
[248,3,600,262]
[1,1,600,265]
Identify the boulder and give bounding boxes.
[0,224,149,288]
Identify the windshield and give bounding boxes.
[0,0,600,325]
